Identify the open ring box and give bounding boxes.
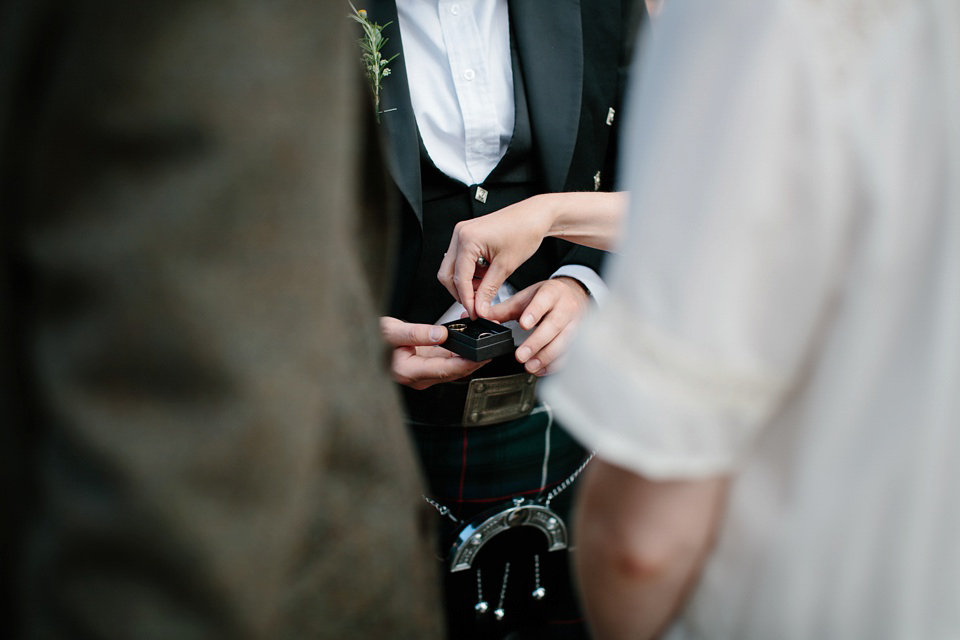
[441,317,515,362]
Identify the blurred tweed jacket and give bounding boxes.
[0,1,442,638]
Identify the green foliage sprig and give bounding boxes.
[348,2,398,122]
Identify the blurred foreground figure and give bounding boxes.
[544,0,960,638]
[0,1,441,638]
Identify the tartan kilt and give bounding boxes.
[408,403,591,639]
[408,403,590,536]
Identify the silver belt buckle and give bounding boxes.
[461,372,538,426]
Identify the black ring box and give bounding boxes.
[441,318,515,362]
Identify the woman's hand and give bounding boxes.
[437,192,626,319]
[437,195,553,319]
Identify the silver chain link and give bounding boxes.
[422,495,461,523]
[423,450,596,520]
[544,451,596,508]
[494,561,511,619]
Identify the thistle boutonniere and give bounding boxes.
[348,2,398,122]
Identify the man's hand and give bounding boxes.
[484,276,589,376]
[380,316,488,389]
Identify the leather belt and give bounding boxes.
[403,371,539,427]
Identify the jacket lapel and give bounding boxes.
[365,0,423,222]
[510,0,583,193]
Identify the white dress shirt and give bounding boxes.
[396,0,513,185]
[396,0,606,319]
[545,0,960,637]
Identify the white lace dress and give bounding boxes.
[544,0,960,637]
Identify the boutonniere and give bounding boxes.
[348,2,398,122]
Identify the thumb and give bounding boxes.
[380,317,447,347]
[483,288,534,324]
[474,263,510,318]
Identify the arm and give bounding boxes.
[437,191,627,319]
[5,2,446,637]
[574,460,728,640]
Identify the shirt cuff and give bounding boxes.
[551,265,608,306]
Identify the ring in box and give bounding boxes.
[441,318,515,362]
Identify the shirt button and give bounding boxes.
[463,68,476,81]
[450,4,460,15]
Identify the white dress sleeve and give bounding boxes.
[543,0,855,479]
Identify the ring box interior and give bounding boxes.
[441,318,515,362]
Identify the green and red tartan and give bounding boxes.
[408,404,591,639]
[408,404,589,528]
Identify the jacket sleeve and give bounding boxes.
[1,1,442,638]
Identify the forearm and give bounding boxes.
[438,191,625,317]
[541,191,627,251]
[574,460,728,640]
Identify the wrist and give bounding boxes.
[524,193,563,239]
[552,275,591,300]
